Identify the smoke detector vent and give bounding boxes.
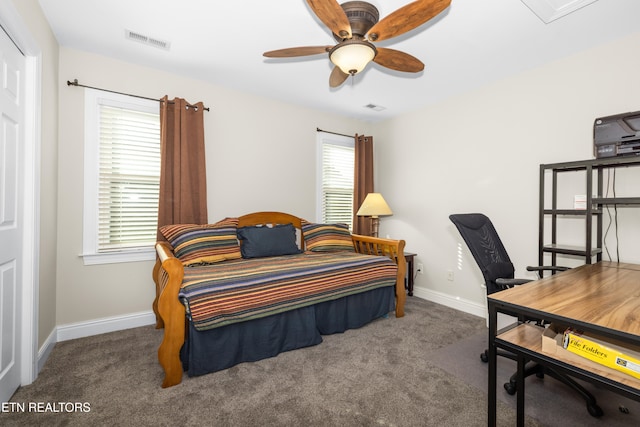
[364,103,386,112]
[125,29,171,51]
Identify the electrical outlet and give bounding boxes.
[447,270,454,281]
[416,263,424,274]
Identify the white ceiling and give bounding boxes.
[39,0,639,122]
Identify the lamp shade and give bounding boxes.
[329,40,376,75]
[356,193,393,218]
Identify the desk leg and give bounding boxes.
[488,301,497,427]
[517,352,525,427]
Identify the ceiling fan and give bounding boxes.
[263,0,451,88]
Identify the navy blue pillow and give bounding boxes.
[237,223,301,258]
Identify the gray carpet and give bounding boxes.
[5,298,544,426]
[430,328,640,426]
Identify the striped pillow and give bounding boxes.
[159,217,241,265]
[303,223,355,252]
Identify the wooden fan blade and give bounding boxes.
[329,66,349,88]
[306,0,352,39]
[263,46,332,58]
[374,47,424,73]
[366,0,450,42]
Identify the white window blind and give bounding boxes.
[317,133,354,229]
[83,88,160,265]
[98,105,160,251]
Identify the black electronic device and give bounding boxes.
[594,111,640,158]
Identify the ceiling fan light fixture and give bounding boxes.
[329,39,376,75]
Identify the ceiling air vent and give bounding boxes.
[125,29,171,51]
[364,103,386,112]
[521,0,599,23]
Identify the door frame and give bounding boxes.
[0,2,42,385]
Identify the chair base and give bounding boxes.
[481,349,604,418]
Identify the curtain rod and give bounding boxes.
[67,79,210,111]
[316,128,355,138]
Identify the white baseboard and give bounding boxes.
[35,328,57,380]
[30,311,156,387]
[412,286,487,319]
[56,310,157,342]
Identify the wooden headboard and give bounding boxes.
[238,211,305,248]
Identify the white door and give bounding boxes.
[0,26,26,403]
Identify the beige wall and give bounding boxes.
[374,32,640,312]
[56,47,371,325]
[11,1,640,346]
[10,0,60,348]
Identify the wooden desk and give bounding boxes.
[487,262,640,426]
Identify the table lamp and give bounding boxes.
[356,193,393,237]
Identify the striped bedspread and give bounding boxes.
[178,252,398,331]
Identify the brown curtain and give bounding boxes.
[156,96,208,238]
[353,134,374,235]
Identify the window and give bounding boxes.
[83,89,160,265]
[316,132,355,229]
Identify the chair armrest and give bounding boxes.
[526,265,570,279]
[495,265,570,290]
[526,265,569,273]
[496,278,532,289]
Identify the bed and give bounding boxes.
[152,211,406,387]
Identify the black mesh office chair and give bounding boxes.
[449,213,603,418]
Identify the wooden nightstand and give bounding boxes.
[404,252,416,296]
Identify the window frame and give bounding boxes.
[315,132,355,229]
[82,88,160,265]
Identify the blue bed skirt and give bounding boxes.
[181,285,395,377]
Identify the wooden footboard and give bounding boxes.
[154,241,186,388]
[151,259,164,329]
[352,234,406,318]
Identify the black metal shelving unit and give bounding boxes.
[538,156,640,268]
